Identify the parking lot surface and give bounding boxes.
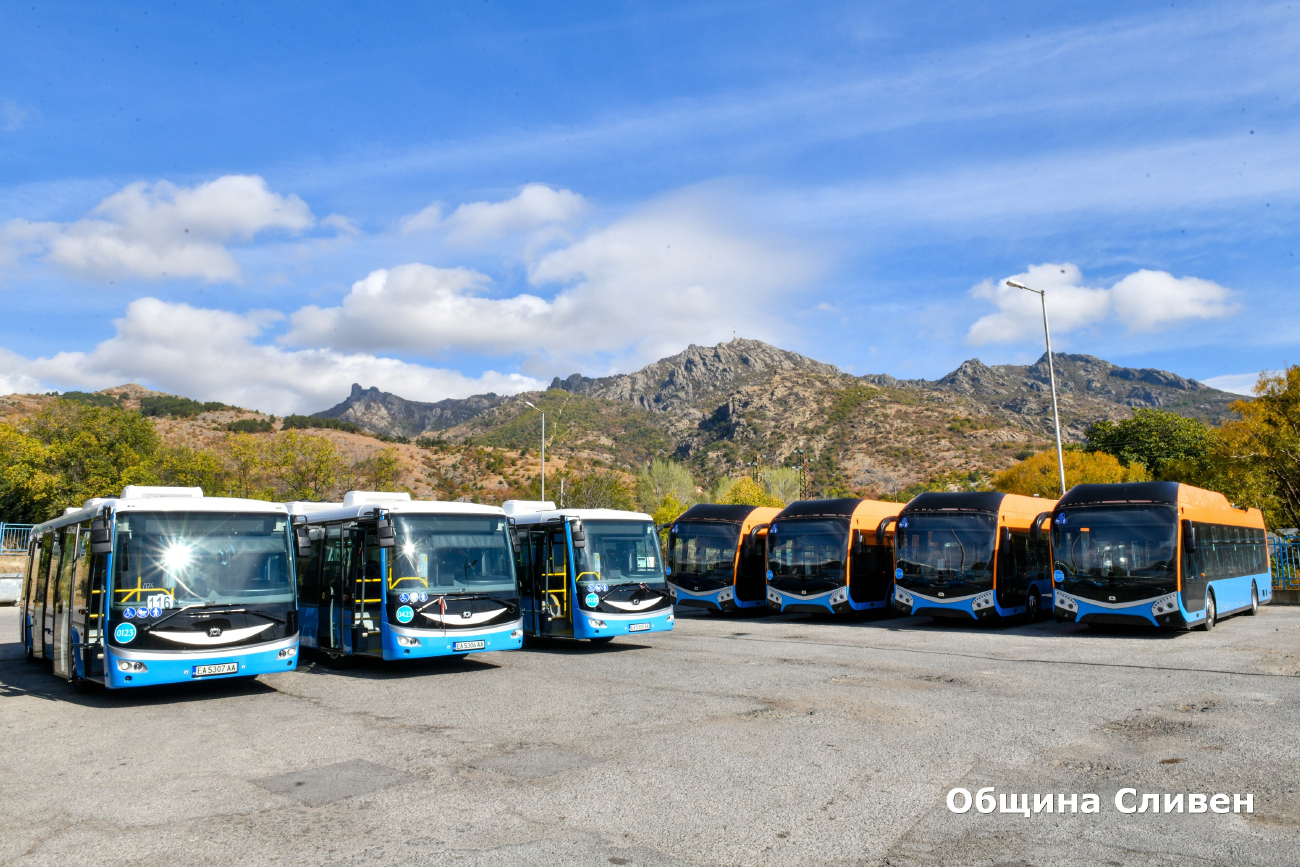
[2,604,1298,866]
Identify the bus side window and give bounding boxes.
[515,530,534,595]
[298,528,323,604]
[35,533,54,606]
[56,527,78,613]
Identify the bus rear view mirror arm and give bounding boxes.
[876,517,896,546]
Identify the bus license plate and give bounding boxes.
[453,640,485,651]
[629,622,651,632]
[193,662,238,677]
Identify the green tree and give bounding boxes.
[1086,409,1213,477]
[220,433,269,499]
[353,447,407,492]
[0,400,161,522]
[155,444,227,493]
[1218,367,1300,527]
[267,430,345,501]
[635,458,696,513]
[993,449,1148,498]
[761,467,801,503]
[565,468,634,510]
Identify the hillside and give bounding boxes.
[314,339,1242,497]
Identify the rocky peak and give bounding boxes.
[315,383,507,439]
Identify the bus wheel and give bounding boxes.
[73,670,93,694]
[1025,591,1041,622]
[1202,592,1217,631]
[1246,585,1259,616]
[24,635,34,664]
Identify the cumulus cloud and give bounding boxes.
[967,262,1236,345]
[1,175,316,283]
[286,195,816,370]
[399,184,587,243]
[1202,371,1276,396]
[8,298,542,414]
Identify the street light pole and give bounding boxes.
[524,401,545,502]
[1006,280,1067,497]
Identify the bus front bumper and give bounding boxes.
[385,619,525,659]
[1053,590,1196,628]
[892,586,996,621]
[667,582,764,612]
[104,636,299,689]
[574,607,674,639]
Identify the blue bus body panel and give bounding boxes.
[573,607,673,639]
[767,586,890,614]
[1054,572,1270,627]
[669,583,764,612]
[894,580,1052,620]
[103,637,299,689]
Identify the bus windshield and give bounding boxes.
[391,514,517,595]
[112,512,293,611]
[669,521,741,580]
[576,520,666,587]
[767,518,849,586]
[1053,505,1178,602]
[894,511,997,596]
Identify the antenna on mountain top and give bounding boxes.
[732,327,736,341]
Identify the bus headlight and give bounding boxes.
[277,647,297,659]
[829,587,848,605]
[718,587,734,602]
[767,587,782,604]
[1055,591,1079,613]
[667,586,678,598]
[587,618,606,629]
[396,636,420,647]
[116,660,147,672]
[893,586,913,608]
[510,629,524,639]
[971,591,994,611]
[1150,594,1180,617]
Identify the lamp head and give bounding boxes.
[1006,279,1038,293]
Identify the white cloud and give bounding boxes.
[967,262,1236,345]
[1,175,316,283]
[6,298,541,414]
[286,194,816,370]
[399,184,587,243]
[1202,371,1276,396]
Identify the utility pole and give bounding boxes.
[524,401,546,502]
[1006,280,1067,497]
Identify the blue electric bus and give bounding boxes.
[288,491,524,662]
[19,486,300,691]
[1050,481,1271,629]
[765,498,904,615]
[666,504,780,613]
[892,491,1057,622]
[505,501,674,641]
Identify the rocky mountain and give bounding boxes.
[315,383,510,439]
[312,340,1243,496]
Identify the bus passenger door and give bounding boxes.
[351,528,384,656]
[72,535,108,682]
[318,526,345,652]
[52,527,78,679]
[42,531,65,661]
[537,527,573,637]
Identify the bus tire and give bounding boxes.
[1202,591,1217,631]
[24,633,34,663]
[73,670,93,694]
[1247,584,1259,616]
[1025,590,1041,622]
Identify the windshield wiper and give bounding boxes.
[140,603,283,632]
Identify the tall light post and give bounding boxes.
[523,401,545,502]
[1006,280,1067,497]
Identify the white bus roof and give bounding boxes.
[33,487,289,534]
[290,491,506,524]
[503,500,653,525]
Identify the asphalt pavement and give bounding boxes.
[1,603,1297,866]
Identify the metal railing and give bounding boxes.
[1,523,33,555]
[1270,539,1300,591]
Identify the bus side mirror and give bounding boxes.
[570,519,586,549]
[375,516,396,548]
[1000,526,1012,545]
[90,518,112,555]
[876,517,895,546]
[1182,519,1197,553]
[1029,512,1051,543]
[294,525,312,558]
[853,531,863,556]
[509,523,521,554]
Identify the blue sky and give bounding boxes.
[1,1,1296,412]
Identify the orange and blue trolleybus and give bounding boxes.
[892,491,1057,621]
[665,504,780,612]
[1050,482,1271,629]
[765,498,903,614]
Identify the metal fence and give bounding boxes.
[1,523,33,555]
[1270,539,1300,591]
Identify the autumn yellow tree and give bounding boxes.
[719,476,785,508]
[993,449,1147,498]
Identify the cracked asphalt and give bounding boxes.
[2,603,1298,866]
